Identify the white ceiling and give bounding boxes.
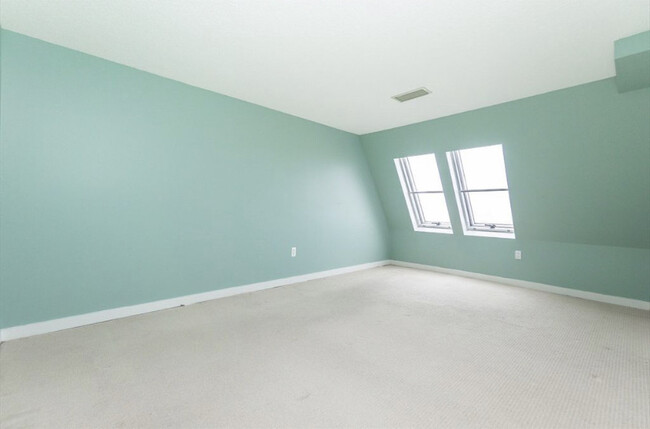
[1,1,649,134]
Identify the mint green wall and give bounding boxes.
[0,30,389,328]
[615,31,650,59]
[361,79,650,302]
[2,29,648,331]
[615,31,650,93]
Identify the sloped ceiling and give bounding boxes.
[1,0,648,134]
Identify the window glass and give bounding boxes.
[459,145,508,190]
[408,154,444,192]
[418,193,451,224]
[466,191,513,225]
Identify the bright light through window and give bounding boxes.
[447,144,515,238]
[407,154,444,192]
[394,153,452,233]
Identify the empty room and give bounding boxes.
[1,1,649,428]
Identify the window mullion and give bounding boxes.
[459,188,508,193]
[452,152,475,227]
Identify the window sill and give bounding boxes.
[463,229,515,239]
[414,226,454,234]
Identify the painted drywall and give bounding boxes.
[615,31,650,93]
[615,31,650,59]
[0,30,389,329]
[361,78,650,302]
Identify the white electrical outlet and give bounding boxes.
[291,247,297,257]
[514,250,522,260]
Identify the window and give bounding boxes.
[447,144,515,238]
[394,153,452,233]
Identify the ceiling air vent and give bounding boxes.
[392,87,431,102]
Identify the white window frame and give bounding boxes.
[394,156,453,234]
[446,146,515,239]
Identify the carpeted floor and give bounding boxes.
[1,265,649,428]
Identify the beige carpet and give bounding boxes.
[1,265,649,428]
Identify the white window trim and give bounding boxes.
[446,150,516,240]
[461,229,515,239]
[394,158,453,234]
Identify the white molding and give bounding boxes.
[389,260,650,311]
[462,230,515,239]
[0,260,391,342]
[4,258,645,342]
[414,226,454,234]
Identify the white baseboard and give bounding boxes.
[4,259,645,342]
[389,260,650,311]
[0,260,391,342]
